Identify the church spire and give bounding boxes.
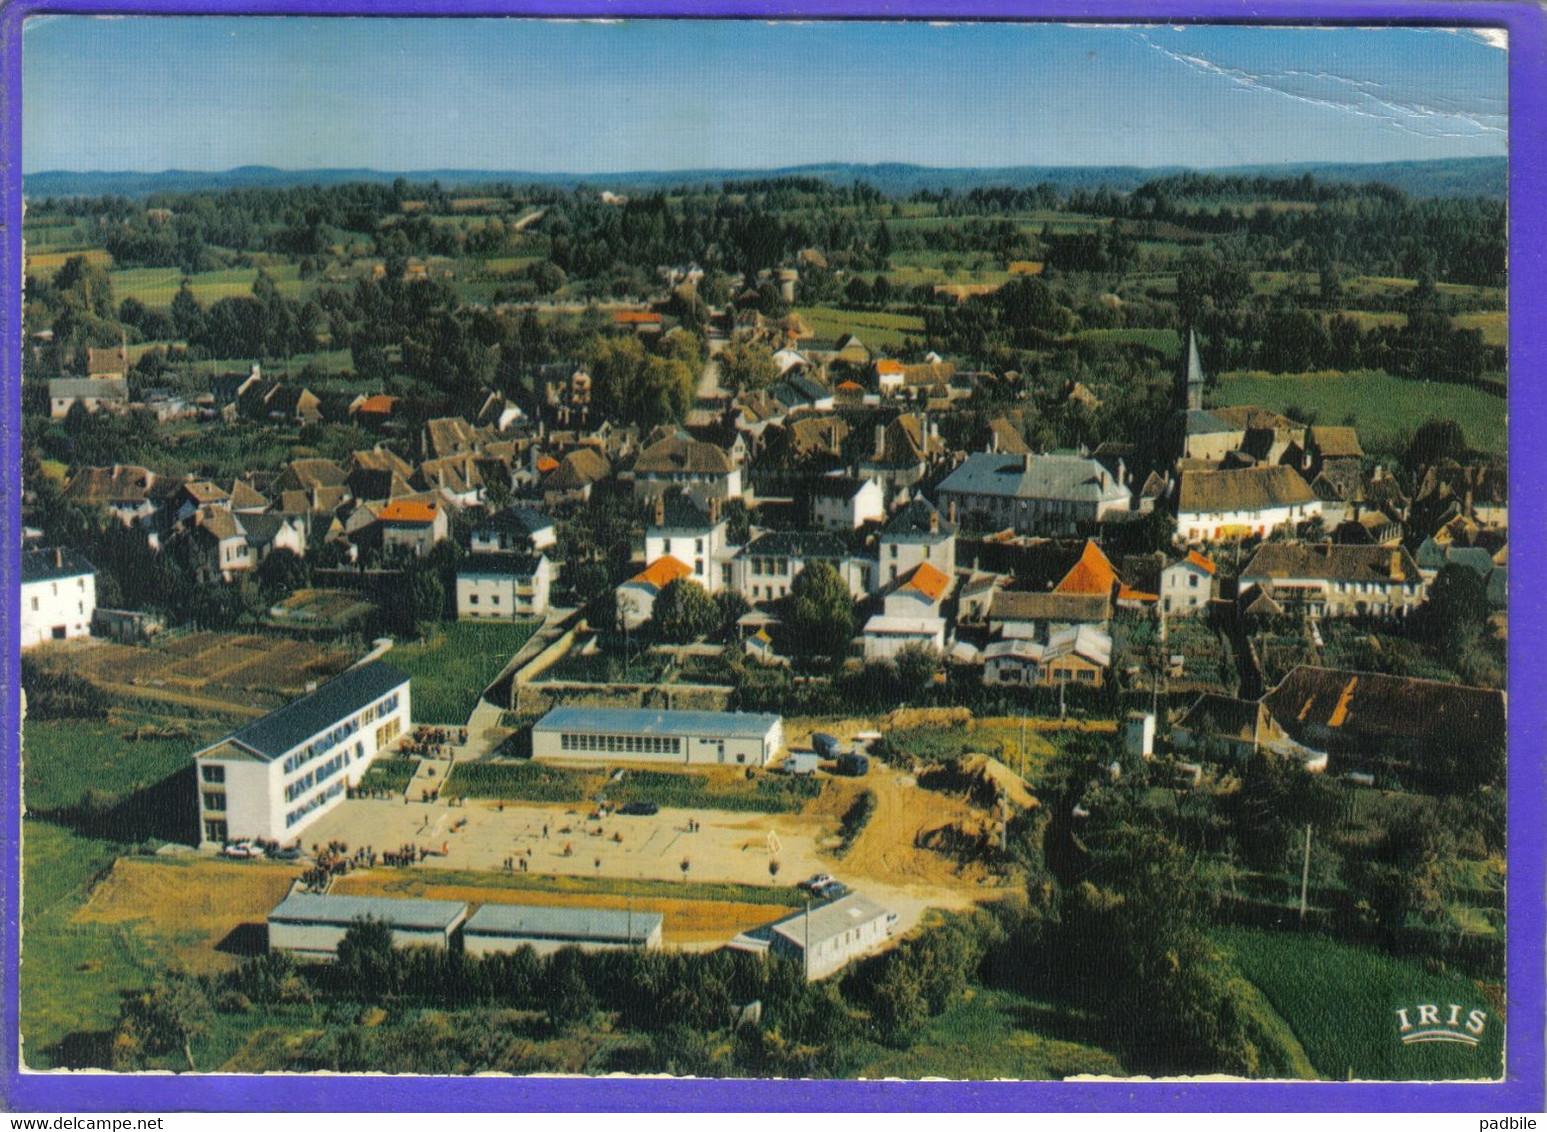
[1182,328,1205,412]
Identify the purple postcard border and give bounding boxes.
[1,0,1542,1113]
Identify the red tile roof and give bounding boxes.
[628,555,692,592]
[379,500,439,524]
[900,561,951,604]
[1054,540,1118,597]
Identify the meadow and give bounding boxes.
[793,306,925,352]
[1212,369,1506,456]
[387,620,540,724]
[1214,925,1505,1081]
[109,262,316,307]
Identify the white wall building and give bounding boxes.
[861,614,946,661]
[810,475,885,531]
[1176,466,1320,543]
[21,547,96,649]
[456,553,552,619]
[1161,551,1218,615]
[728,893,897,981]
[935,452,1132,537]
[532,706,784,769]
[267,893,467,959]
[645,494,734,594]
[193,660,410,845]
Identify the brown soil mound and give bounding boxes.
[916,754,1038,812]
[915,818,998,861]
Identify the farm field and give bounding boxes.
[793,306,925,351]
[24,246,113,276]
[30,633,352,715]
[388,620,540,724]
[1214,926,1504,1081]
[1211,369,1506,456]
[267,587,377,632]
[1071,327,1181,354]
[855,986,1128,1080]
[109,263,316,307]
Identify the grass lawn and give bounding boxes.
[1453,310,1508,346]
[1071,327,1181,354]
[1212,369,1506,457]
[1214,925,1504,1081]
[22,710,237,814]
[445,759,822,814]
[856,986,1126,1080]
[794,306,925,351]
[109,263,314,308]
[356,755,420,794]
[885,717,1056,779]
[389,620,540,724]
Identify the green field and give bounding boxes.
[1453,310,1508,346]
[22,710,237,814]
[356,755,420,794]
[794,306,925,351]
[1072,327,1181,354]
[446,759,822,814]
[388,620,540,724]
[109,263,314,308]
[1215,926,1504,1081]
[856,987,1127,1080]
[1212,369,1506,456]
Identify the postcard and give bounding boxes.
[3,4,1542,1114]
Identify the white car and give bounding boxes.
[799,873,835,891]
[222,841,263,859]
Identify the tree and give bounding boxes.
[116,973,212,1071]
[893,643,941,700]
[788,561,855,659]
[335,917,400,998]
[869,955,929,1046]
[256,547,309,599]
[651,578,718,642]
[718,337,779,392]
[540,948,596,1033]
[399,563,447,635]
[1407,418,1467,468]
[715,589,750,637]
[1417,563,1490,647]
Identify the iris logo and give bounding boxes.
[1395,1003,1488,1046]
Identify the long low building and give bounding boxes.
[194,660,410,845]
[267,892,468,959]
[728,892,897,981]
[462,903,664,956]
[531,706,784,768]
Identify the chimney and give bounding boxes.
[709,497,721,525]
[1389,550,1404,581]
[55,548,62,569]
[1117,458,1127,488]
[874,424,887,461]
[929,509,940,535]
[654,496,665,527]
[948,500,958,525]
[1024,452,1033,474]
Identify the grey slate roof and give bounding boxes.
[766,893,893,947]
[882,498,956,540]
[935,453,1129,505]
[1240,543,1419,585]
[268,892,466,932]
[533,706,780,741]
[459,552,545,578]
[744,530,849,559]
[22,547,96,583]
[463,903,662,944]
[227,660,408,760]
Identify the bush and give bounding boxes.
[836,790,876,855]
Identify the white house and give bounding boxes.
[615,555,693,631]
[877,499,957,585]
[456,553,552,619]
[881,561,952,618]
[193,660,410,846]
[471,506,556,555]
[531,706,784,768]
[935,452,1132,537]
[810,475,884,532]
[728,893,897,981]
[1161,551,1218,615]
[48,378,129,419]
[982,625,1112,689]
[732,531,873,604]
[861,614,946,661]
[645,493,735,594]
[267,893,467,960]
[21,547,96,648]
[1176,466,1320,543]
[631,435,743,504]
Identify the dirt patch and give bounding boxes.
[72,858,300,974]
[333,872,789,945]
[836,767,995,889]
[917,754,1039,812]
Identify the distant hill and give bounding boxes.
[23,157,1505,201]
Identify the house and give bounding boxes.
[935,452,1132,537]
[809,475,885,532]
[544,448,612,506]
[531,706,784,768]
[645,493,734,594]
[631,435,742,504]
[86,344,129,379]
[1176,466,1319,543]
[853,414,945,498]
[1052,539,1119,599]
[457,553,552,619]
[462,904,663,957]
[262,385,324,426]
[267,893,465,959]
[1238,543,1425,619]
[882,561,952,618]
[21,547,96,649]
[1259,665,1505,785]
[1171,694,1296,763]
[878,499,957,585]
[194,660,410,845]
[1161,551,1218,615]
[379,499,448,558]
[1415,538,1507,608]
[91,607,164,644]
[728,893,896,981]
[987,591,1110,642]
[616,555,694,631]
[183,507,256,582]
[472,506,556,555]
[861,614,946,661]
[414,453,485,508]
[346,448,417,502]
[981,625,1112,689]
[424,417,495,460]
[62,465,158,526]
[732,531,872,604]
[48,378,128,419]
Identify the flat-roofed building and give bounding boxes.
[462,903,664,957]
[532,706,783,768]
[193,661,410,846]
[267,892,467,959]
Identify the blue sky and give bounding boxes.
[22,19,1507,173]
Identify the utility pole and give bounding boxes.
[804,897,811,983]
[1299,823,1313,924]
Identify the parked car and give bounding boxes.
[798,873,835,891]
[268,845,302,861]
[811,881,850,902]
[222,841,262,859]
[618,801,660,816]
[812,732,842,759]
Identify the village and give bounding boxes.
[18,163,1509,1079]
